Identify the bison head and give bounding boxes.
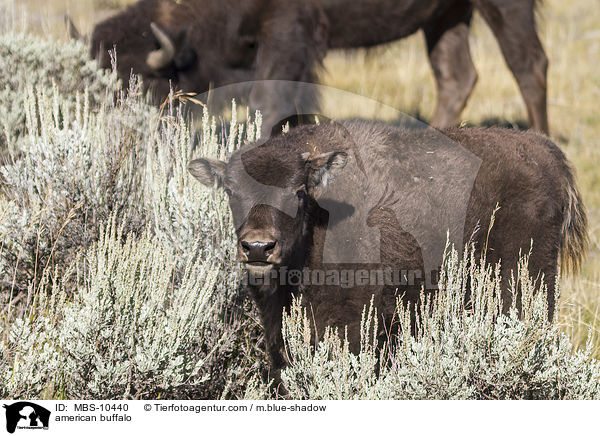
[90,0,258,105]
[188,129,348,278]
[91,19,200,103]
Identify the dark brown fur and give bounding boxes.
[91,0,549,132]
[188,121,588,381]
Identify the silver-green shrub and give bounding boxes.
[0,33,117,152]
[0,30,268,399]
[0,77,152,295]
[1,220,223,399]
[0,91,268,395]
[280,248,600,399]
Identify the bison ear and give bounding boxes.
[188,158,226,189]
[174,26,197,71]
[174,45,197,71]
[306,151,348,195]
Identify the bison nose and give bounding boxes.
[241,240,277,262]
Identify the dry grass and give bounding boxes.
[9,0,600,357]
[7,0,133,38]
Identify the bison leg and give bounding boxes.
[424,1,478,129]
[474,0,549,134]
[249,3,328,135]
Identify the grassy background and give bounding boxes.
[13,0,600,356]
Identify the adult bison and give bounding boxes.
[90,0,549,133]
[187,121,587,377]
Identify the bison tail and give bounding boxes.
[559,165,589,274]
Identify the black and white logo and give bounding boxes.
[3,402,50,434]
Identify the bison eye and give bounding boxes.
[224,188,233,196]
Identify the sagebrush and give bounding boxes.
[280,248,600,399]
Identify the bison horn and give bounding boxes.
[64,14,84,42]
[147,22,176,70]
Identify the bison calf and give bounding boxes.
[188,120,587,377]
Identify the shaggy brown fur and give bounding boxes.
[91,0,549,132]
[188,121,587,382]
